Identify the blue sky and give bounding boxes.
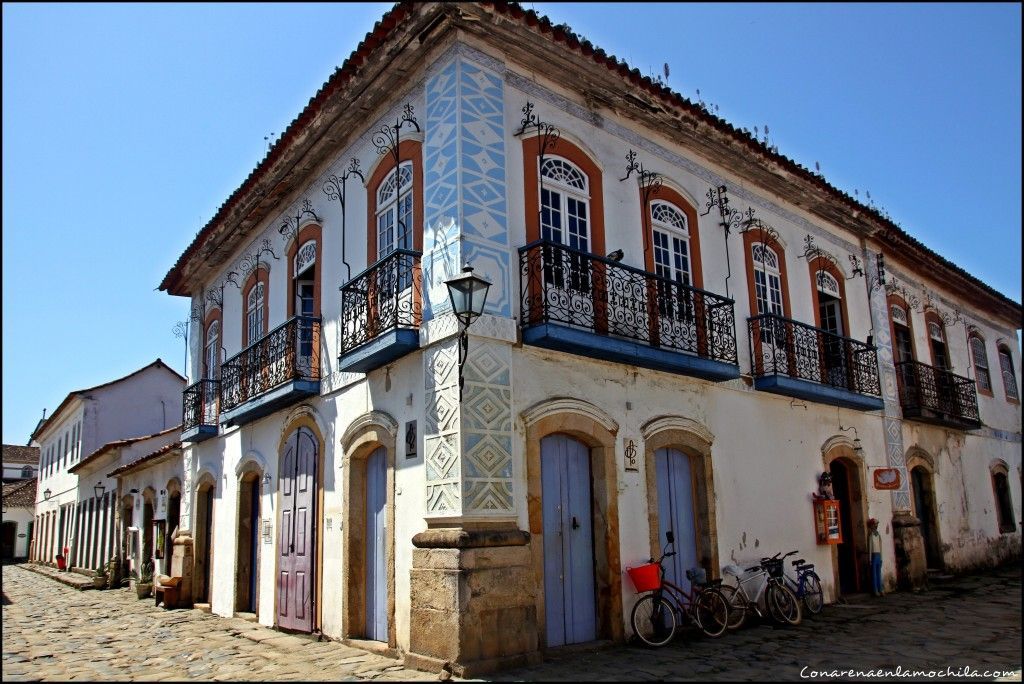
[2,3,1020,444]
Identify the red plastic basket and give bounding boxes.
[627,562,661,592]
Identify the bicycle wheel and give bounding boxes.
[717,584,748,630]
[692,588,730,638]
[767,582,802,626]
[631,593,678,647]
[801,573,824,615]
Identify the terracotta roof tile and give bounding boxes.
[2,445,40,465]
[68,425,181,475]
[2,478,37,508]
[107,441,182,479]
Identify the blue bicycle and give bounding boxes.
[778,550,824,615]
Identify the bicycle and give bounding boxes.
[628,532,731,647]
[719,552,802,629]
[778,550,824,616]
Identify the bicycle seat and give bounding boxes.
[797,564,815,572]
[791,558,805,566]
[746,565,761,573]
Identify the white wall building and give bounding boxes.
[30,359,185,570]
[158,4,1021,675]
[2,478,37,560]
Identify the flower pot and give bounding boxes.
[93,576,107,589]
[136,582,153,599]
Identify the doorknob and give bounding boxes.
[572,516,580,530]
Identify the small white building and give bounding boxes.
[2,478,37,560]
[3,444,40,484]
[31,359,185,570]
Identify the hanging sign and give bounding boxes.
[873,468,901,490]
[155,489,168,521]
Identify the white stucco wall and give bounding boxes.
[2,505,35,558]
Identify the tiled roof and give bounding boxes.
[68,425,182,475]
[107,441,182,479]
[2,478,37,508]
[31,359,186,442]
[159,2,1020,321]
[2,445,40,465]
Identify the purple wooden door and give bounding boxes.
[278,426,317,632]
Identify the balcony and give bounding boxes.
[338,249,422,373]
[219,315,321,427]
[895,360,980,430]
[518,240,739,381]
[748,313,883,411]
[182,379,219,443]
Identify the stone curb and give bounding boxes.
[20,562,96,591]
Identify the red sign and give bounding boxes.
[873,468,901,490]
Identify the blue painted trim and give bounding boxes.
[339,329,420,373]
[221,379,320,427]
[754,375,884,412]
[182,424,218,444]
[523,323,739,382]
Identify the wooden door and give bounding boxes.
[541,434,597,647]
[365,446,388,641]
[656,448,699,593]
[278,426,317,633]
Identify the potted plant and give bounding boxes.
[93,563,108,590]
[136,560,154,599]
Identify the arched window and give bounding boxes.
[540,156,590,252]
[204,319,221,379]
[21,465,34,478]
[376,162,413,258]
[925,314,950,371]
[651,201,691,286]
[752,243,784,316]
[998,345,1019,401]
[815,269,844,336]
[246,281,265,347]
[991,464,1016,533]
[969,334,991,395]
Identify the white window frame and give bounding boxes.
[246,281,265,346]
[752,243,784,316]
[651,200,692,287]
[205,319,221,379]
[540,156,590,252]
[376,162,414,259]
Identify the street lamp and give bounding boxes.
[94,482,106,500]
[43,488,52,501]
[445,264,492,400]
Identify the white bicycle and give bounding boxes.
[719,553,802,629]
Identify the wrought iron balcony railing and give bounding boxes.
[340,249,422,356]
[183,379,219,431]
[748,313,881,398]
[519,239,738,365]
[895,360,980,427]
[219,315,321,414]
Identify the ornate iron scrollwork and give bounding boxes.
[885,278,922,313]
[278,198,322,244]
[700,184,750,298]
[323,157,365,282]
[515,101,561,231]
[620,149,663,256]
[370,103,420,259]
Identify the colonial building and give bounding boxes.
[2,478,37,560]
[158,3,1021,675]
[30,359,185,571]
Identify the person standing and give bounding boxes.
[867,517,883,596]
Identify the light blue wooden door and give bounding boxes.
[541,434,597,647]
[365,446,388,641]
[656,447,699,594]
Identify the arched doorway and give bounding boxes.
[142,490,155,567]
[910,466,942,569]
[277,425,318,633]
[235,470,262,615]
[193,477,215,604]
[1,521,16,560]
[541,433,597,647]
[341,413,396,647]
[829,457,866,595]
[164,486,181,577]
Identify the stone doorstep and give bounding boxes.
[20,563,96,591]
[341,637,398,660]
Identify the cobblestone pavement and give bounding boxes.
[1,564,434,682]
[494,565,1022,682]
[2,563,1021,681]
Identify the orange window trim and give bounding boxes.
[521,136,606,255]
[242,268,270,348]
[997,345,1020,404]
[923,310,946,369]
[886,293,917,363]
[203,308,223,377]
[808,256,851,337]
[969,333,993,397]
[741,230,792,320]
[366,140,424,265]
[640,184,704,290]
[287,224,323,319]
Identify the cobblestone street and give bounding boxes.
[2,563,1021,681]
